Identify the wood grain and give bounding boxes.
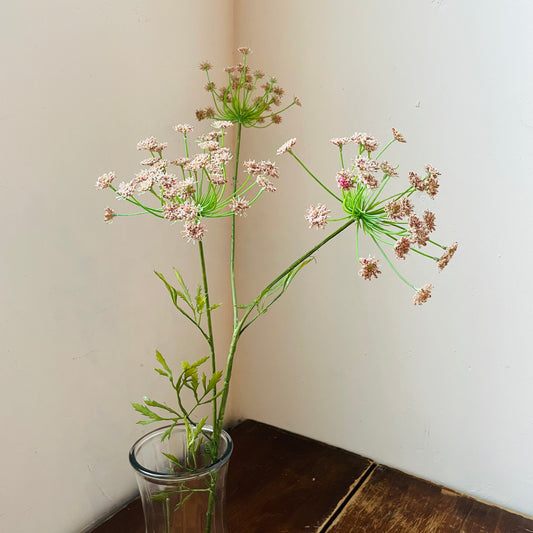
[327,465,533,533]
[89,421,533,533]
[226,420,374,533]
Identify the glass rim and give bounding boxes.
[129,423,233,481]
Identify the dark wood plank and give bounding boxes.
[87,498,143,533]
[327,465,533,533]
[461,500,533,533]
[227,420,374,533]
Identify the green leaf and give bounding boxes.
[209,303,221,311]
[173,268,192,302]
[196,294,206,313]
[154,368,168,377]
[154,271,178,306]
[161,423,176,442]
[205,371,223,393]
[143,397,180,416]
[174,491,194,510]
[151,490,178,501]
[155,350,172,377]
[182,356,209,371]
[162,452,184,468]
[175,289,193,310]
[132,402,163,421]
[192,417,207,441]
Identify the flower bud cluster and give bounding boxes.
[196,47,300,128]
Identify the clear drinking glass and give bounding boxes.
[129,424,233,533]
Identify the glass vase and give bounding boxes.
[129,424,233,533]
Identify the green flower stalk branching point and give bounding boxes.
[95,47,457,531]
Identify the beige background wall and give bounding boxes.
[230,0,533,518]
[0,2,233,532]
[2,1,533,532]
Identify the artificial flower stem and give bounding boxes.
[289,152,343,202]
[428,238,447,250]
[371,235,417,291]
[231,122,243,328]
[410,248,439,261]
[258,218,356,307]
[368,175,391,208]
[375,138,395,160]
[198,240,218,423]
[355,222,361,261]
[215,217,357,444]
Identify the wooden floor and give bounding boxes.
[89,420,533,533]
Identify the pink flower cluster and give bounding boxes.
[305,204,330,229]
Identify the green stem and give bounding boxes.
[242,218,357,333]
[371,234,416,290]
[198,240,217,424]
[289,152,342,202]
[214,217,357,444]
[355,222,360,261]
[375,138,395,160]
[262,218,356,295]
[231,123,243,329]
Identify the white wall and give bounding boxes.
[0,2,233,532]
[230,0,533,517]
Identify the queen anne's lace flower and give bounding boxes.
[305,204,330,229]
[409,172,425,191]
[229,197,250,216]
[212,120,234,129]
[135,169,157,192]
[182,221,206,243]
[198,140,220,152]
[380,161,398,177]
[175,200,200,221]
[392,128,406,143]
[174,124,194,134]
[276,138,296,155]
[137,136,167,152]
[330,137,352,147]
[394,237,411,259]
[176,178,196,200]
[256,176,276,192]
[438,242,458,271]
[96,172,115,189]
[103,207,115,223]
[116,181,136,198]
[352,132,379,152]
[413,284,433,305]
[358,256,381,280]
[336,169,355,190]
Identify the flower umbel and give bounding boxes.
[281,127,457,304]
[197,47,300,128]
